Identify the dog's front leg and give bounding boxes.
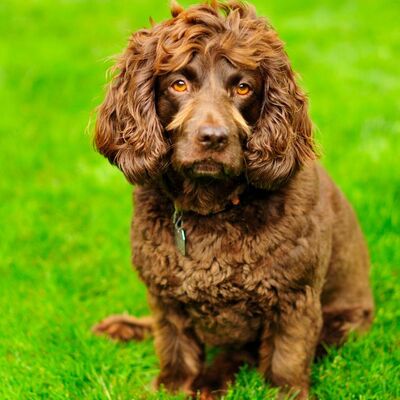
[259,287,322,399]
[148,294,204,395]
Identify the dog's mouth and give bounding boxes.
[188,160,226,179]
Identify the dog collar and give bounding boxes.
[172,196,240,257]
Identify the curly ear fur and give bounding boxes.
[245,39,316,189]
[94,29,169,185]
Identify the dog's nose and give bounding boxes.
[198,125,228,150]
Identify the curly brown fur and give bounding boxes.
[93,1,374,398]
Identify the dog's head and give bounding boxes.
[95,1,316,189]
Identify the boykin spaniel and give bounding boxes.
[93,1,374,398]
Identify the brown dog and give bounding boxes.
[93,1,374,398]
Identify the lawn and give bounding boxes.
[0,0,399,399]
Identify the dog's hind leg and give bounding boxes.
[92,314,153,342]
[315,305,373,358]
[317,198,374,357]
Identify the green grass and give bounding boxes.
[0,0,399,398]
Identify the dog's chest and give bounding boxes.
[135,233,272,344]
[134,203,270,291]
[132,205,281,343]
[134,235,273,304]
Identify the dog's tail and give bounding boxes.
[92,314,153,342]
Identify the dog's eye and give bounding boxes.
[172,79,188,93]
[236,83,252,96]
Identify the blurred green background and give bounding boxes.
[0,0,399,398]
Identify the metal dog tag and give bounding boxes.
[173,210,186,256]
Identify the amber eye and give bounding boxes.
[236,83,251,96]
[172,79,188,92]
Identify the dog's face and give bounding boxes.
[157,54,263,180]
[95,1,315,189]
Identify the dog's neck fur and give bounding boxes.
[159,171,247,215]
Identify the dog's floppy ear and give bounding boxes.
[245,37,316,189]
[94,29,168,185]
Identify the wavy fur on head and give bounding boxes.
[95,0,315,188]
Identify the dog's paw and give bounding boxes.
[92,314,153,342]
[197,389,217,400]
